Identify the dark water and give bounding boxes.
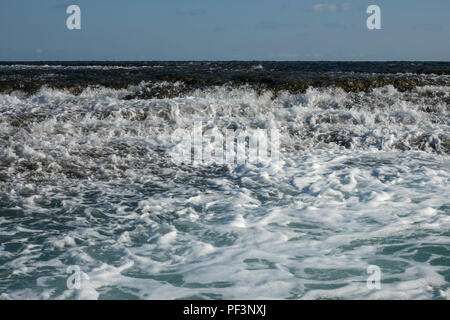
[1,61,450,96]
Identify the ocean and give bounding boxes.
[0,61,449,299]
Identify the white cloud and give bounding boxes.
[312,3,351,12]
[312,4,337,12]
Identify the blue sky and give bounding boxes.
[0,0,449,61]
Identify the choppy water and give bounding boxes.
[0,62,449,299]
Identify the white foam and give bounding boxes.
[0,83,449,299]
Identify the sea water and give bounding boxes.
[0,62,449,299]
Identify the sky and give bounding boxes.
[0,0,449,61]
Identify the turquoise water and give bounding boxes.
[0,64,449,299]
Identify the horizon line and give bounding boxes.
[1,60,449,63]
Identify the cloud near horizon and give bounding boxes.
[312,3,351,12]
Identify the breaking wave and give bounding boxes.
[0,69,449,299]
